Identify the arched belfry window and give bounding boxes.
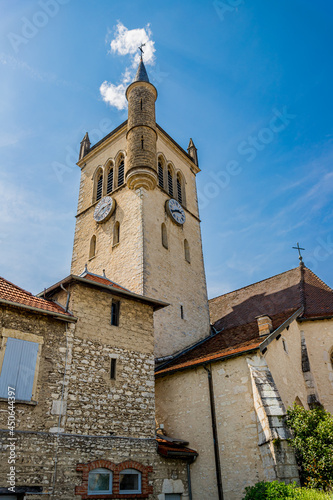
[107,166,114,194]
[113,221,120,246]
[96,171,103,202]
[184,239,190,263]
[118,158,125,187]
[177,174,183,205]
[158,161,164,189]
[161,223,168,249]
[168,167,173,197]
[89,235,96,259]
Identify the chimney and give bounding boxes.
[256,315,273,336]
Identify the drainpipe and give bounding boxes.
[204,365,224,500]
[187,461,193,500]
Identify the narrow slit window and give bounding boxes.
[161,223,168,249]
[177,175,182,205]
[184,239,191,263]
[89,235,96,259]
[168,168,173,197]
[140,98,143,110]
[118,159,124,187]
[113,221,120,246]
[111,301,120,327]
[180,305,184,319]
[96,173,103,201]
[110,358,117,380]
[141,136,144,149]
[107,168,114,193]
[158,162,164,188]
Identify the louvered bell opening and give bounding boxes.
[158,163,164,188]
[168,170,173,197]
[118,161,124,187]
[107,169,114,194]
[96,175,103,201]
[177,178,182,205]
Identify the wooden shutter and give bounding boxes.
[0,338,39,401]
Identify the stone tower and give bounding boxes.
[71,58,211,357]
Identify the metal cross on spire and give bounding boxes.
[292,242,305,263]
[138,43,146,58]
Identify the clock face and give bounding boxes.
[94,196,116,223]
[166,199,186,225]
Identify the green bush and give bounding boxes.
[286,404,333,490]
[242,481,333,499]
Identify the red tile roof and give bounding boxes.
[156,266,333,377]
[156,438,198,459]
[82,272,129,291]
[0,276,72,318]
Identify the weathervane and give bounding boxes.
[138,43,146,58]
[292,242,305,263]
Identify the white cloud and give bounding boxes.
[100,22,156,110]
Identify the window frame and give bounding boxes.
[111,300,120,327]
[119,469,142,495]
[88,468,113,496]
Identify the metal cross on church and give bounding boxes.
[138,43,146,56]
[293,242,305,262]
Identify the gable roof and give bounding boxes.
[0,276,74,321]
[39,272,168,311]
[156,265,333,377]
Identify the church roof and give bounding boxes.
[0,276,74,320]
[134,57,150,83]
[155,266,333,377]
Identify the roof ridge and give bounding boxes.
[0,275,34,297]
[209,266,300,302]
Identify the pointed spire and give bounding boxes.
[134,57,150,83]
[187,138,198,166]
[79,132,91,161]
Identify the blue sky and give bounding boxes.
[0,0,332,298]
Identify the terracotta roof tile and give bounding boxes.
[82,272,129,291]
[0,276,72,317]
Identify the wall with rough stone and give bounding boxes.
[263,318,333,412]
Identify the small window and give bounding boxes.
[141,135,144,149]
[140,98,143,110]
[96,173,103,201]
[0,338,39,401]
[282,338,288,354]
[113,221,120,246]
[88,468,112,495]
[158,161,164,188]
[118,159,125,187]
[161,223,168,249]
[180,305,184,319]
[119,469,141,494]
[107,167,114,193]
[184,239,191,263]
[168,167,173,197]
[110,358,117,380]
[89,235,96,259]
[177,175,182,205]
[111,301,120,327]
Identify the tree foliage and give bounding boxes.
[243,481,333,499]
[286,404,333,491]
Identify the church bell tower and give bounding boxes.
[71,56,211,357]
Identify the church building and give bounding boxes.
[0,55,332,500]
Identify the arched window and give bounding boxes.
[113,221,120,246]
[118,158,125,187]
[107,166,114,194]
[89,235,96,259]
[158,161,164,188]
[177,174,182,205]
[88,468,112,495]
[184,239,190,263]
[168,167,173,197]
[96,172,103,201]
[161,223,168,249]
[119,469,141,494]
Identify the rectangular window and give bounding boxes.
[180,305,184,319]
[0,338,39,401]
[111,300,120,326]
[119,470,141,494]
[110,358,117,380]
